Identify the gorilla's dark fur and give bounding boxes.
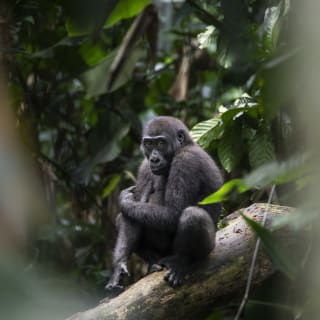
[106,116,223,289]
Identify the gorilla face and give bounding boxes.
[141,116,191,176]
[142,135,171,175]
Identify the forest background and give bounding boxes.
[0,1,318,320]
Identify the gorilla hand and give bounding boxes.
[105,261,130,291]
[119,186,136,207]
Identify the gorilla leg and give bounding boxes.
[175,206,215,258]
[106,213,141,290]
[164,207,215,287]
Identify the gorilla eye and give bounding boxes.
[177,130,185,144]
[157,140,166,149]
[144,140,153,150]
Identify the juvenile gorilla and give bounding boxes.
[106,116,223,289]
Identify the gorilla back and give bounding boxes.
[106,116,223,289]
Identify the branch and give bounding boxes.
[68,203,295,320]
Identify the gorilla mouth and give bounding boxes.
[150,164,167,175]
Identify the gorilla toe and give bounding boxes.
[164,268,185,288]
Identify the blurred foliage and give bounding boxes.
[1,0,311,318]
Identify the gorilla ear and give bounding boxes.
[177,130,185,144]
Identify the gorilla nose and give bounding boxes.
[150,156,160,164]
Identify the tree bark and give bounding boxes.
[68,203,295,320]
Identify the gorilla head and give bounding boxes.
[141,116,193,175]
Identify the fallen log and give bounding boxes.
[68,203,294,320]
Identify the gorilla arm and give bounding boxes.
[120,152,200,232]
[119,188,179,232]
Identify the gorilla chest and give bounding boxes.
[145,176,167,205]
[141,180,173,254]
[147,189,164,205]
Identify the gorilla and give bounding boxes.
[106,116,223,289]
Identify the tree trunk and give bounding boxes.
[68,203,295,320]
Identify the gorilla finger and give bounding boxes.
[176,274,184,287]
[164,271,170,282]
[126,186,136,193]
[168,272,176,285]
[121,264,130,276]
[173,273,181,287]
[172,278,179,288]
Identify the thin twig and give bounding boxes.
[234,184,276,320]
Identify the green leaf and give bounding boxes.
[263,5,281,51]
[102,174,121,198]
[81,45,144,97]
[199,179,248,204]
[66,18,89,37]
[203,154,310,204]
[73,111,130,184]
[219,87,244,104]
[65,1,118,36]
[218,141,234,172]
[244,154,309,189]
[190,118,222,148]
[248,131,275,169]
[233,93,258,108]
[221,107,245,123]
[218,131,243,172]
[275,155,310,185]
[241,213,296,279]
[79,39,107,66]
[32,37,79,59]
[220,96,259,124]
[105,0,152,28]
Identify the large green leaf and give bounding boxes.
[79,39,108,67]
[190,118,222,148]
[73,111,130,184]
[199,179,248,204]
[218,141,234,173]
[81,46,144,97]
[218,131,243,173]
[102,174,121,198]
[263,5,281,52]
[241,213,296,279]
[220,94,259,124]
[65,0,151,36]
[32,36,80,59]
[244,154,309,189]
[106,6,154,91]
[105,0,152,28]
[201,154,309,204]
[65,0,118,36]
[233,93,258,108]
[248,131,276,169]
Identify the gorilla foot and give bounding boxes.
[105,262,130,291]
[164,267,187,288]
[160,256,190,288]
